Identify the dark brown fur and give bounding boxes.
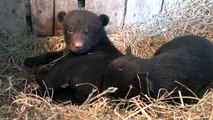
[24,10,122,104]
[24,10,117,68]
[103,35,213,104]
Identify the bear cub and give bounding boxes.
[24,10,122,104]
[103,35,213,104]
[24,10,121,68]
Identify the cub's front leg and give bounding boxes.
[24,50,64,68]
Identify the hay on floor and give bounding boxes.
[0,0,212,119]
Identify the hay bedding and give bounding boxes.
[0,0,213,119]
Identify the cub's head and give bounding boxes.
[57,10,109,53]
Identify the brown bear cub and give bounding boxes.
[103,35,213,104]
[24,10,122,104]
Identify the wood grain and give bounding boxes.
[125,0,162,24]
[31,0,54,36]
[0,0,26,35]
[85,0,125,32]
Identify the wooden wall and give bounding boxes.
[31,0,163,36]
[0,0,26,35]
[85,0,126,31]
[0,0,172,36]
[125,0,163,24]
[30,0,54,36]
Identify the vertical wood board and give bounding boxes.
[54,0,78,35]
[0,0,26,35]
[31,0,54,36]
[85,0,125,32]
[125,0,162,24]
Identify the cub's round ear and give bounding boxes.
[125,46,132,55]
[57,11,67,23]
[99,14,109,26]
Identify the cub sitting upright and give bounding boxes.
[24,10,120,67]
[24,10,122,104]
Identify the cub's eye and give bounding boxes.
[85,29,93,36]
[67,28,73,34]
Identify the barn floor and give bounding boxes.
[0,0,213,119]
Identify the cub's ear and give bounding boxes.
[99,14,109,26]
[57,11,67,23]
[125,46,132,55]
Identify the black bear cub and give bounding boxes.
[24,10,121,68]
[103,35,213,104]
[24,10,122,104]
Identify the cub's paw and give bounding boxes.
[23,57,43,68]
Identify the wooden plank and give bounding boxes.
[0,0,26,35]
[125,0,162,24]
[31,0,54,36]
[54,0,78,35]
[85,0,125,32]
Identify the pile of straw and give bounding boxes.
[0,0,212,119]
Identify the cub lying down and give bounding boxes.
[103,35,213,104]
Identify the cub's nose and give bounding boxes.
[73,43,84,50]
